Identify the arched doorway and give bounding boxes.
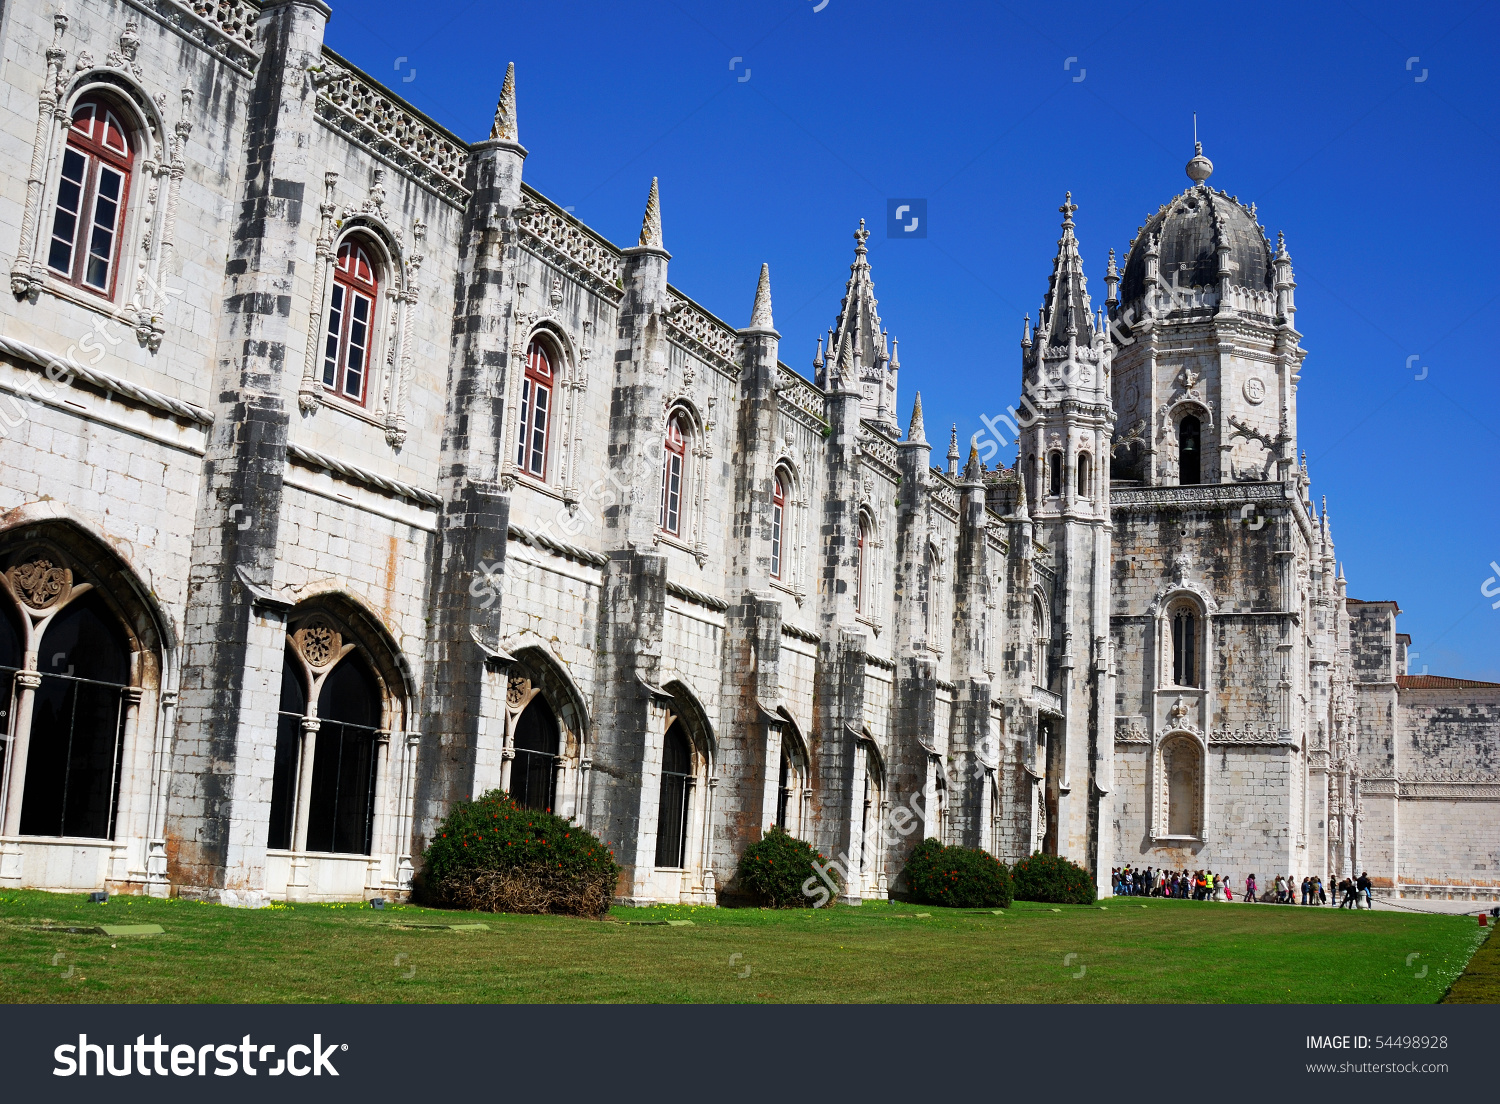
[511,698,560,812]
[655,720,691,868]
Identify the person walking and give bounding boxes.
[1316,876,1327,905]
[1244,873,1256,902]
[1273,874,1285,903]
[1358,871,1373,910]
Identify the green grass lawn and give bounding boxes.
[0,889,1488,1004]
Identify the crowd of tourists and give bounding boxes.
[1111,867,1377,907]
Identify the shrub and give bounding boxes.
[421,789,619,918]
[1011,851,1097,905]
[902,838,1013,908]
[736,826,838,907]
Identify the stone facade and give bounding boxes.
[0,1,1491,905]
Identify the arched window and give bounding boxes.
[19,592,131,838]
[1163,737,1202,837]
[659,415,687,536]
[515,340,553,479]
[655,720,691,867]
[306,654,381,854]
[48,98,134,296]
[1031,596,1048,685]
[770,474,786,579]
[855,515,869,614]
[1048,451,1063,497]
[270,615,394,857]
[322,240,378,404]
[1178,415,1201,485]
[1077,452,1091,498]
[922,546,936,642]
[775,748,791,829]
[1171,603,1199,687]
[511,696,560,811]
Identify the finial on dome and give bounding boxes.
[1186,119,1213,185]
[1060,191,1077,226]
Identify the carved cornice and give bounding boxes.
[514,190,623,300]
[665,288,741,379]
[665,578,728,613]
[780,622,820,645]
[774,363,828,428]
[1208,726,1296,746]
[126,0,261,76]
[1110,481,1286,510]
[506,523,607,568]
[313,49,470,206]
[286,443,442,507]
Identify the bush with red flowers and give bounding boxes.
[735,825,838,907]
[1011,851,1097,905]
[421,789,619,918]
[901,838,1013,908]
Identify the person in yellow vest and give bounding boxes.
[1206,871,1215,900]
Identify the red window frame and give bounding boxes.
[659,416,687,536]
[770,474,786,579]
[515,340,553,478]
[47,99,134,298]
[322,241,379,405]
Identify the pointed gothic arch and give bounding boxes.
[500,643,592,821]
[269,598,410,861]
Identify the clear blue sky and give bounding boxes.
[329,0,1500,680]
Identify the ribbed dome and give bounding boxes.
[1118,185,1272,308]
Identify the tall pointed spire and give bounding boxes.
[489,62,518,142]
[1040,191,1095,348]
[831,218,882,376]
[637,177,663,250]
[749,263,774,330]
[907,391,926,444]
[947,423,959,477]
[964,442,981,481]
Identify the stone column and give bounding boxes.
[588,180,672,902]
[0,671,41,837]
[167,0,332,897]
[412,79,528,854]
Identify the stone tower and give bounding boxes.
[1016,194,1116,883]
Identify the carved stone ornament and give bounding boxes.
[506,674,532,710]
[1243,376,1266,405]
[9,557,71,610]
[293,620,342,670]
[1167,695,1190,726]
